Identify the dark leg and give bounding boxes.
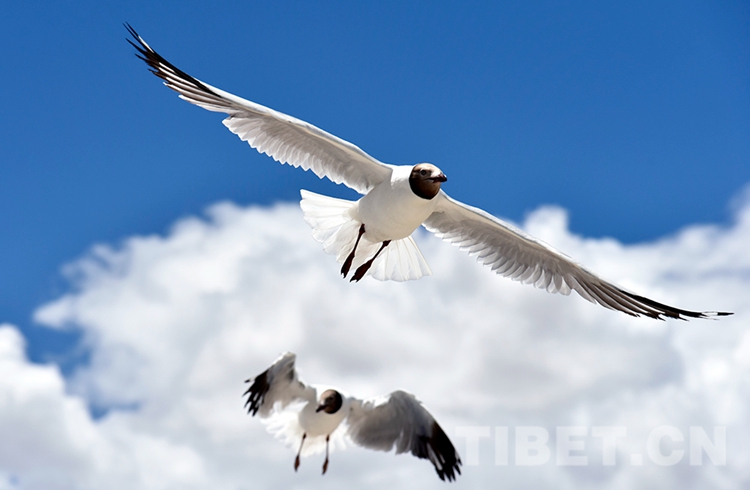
[351,240,391,282]
[294,433,307,471]
[341,224,366,278]
[322,435,330,475]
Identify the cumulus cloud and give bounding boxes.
[0,324,210,490]
[2,192,748,489]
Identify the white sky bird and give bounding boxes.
[127,25,733,321]
[243,352,462,481]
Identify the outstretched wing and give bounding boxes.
[346,390,461,482]
[425,192,733,320]
[244,352,314,418]
[126,24,392,195]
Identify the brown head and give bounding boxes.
[409,163,447,200]
[315,389,343,414]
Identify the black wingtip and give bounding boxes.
[619,289,734,321]
[243,369,270,417]
[124,23,218,97]
[123,22,138,39]
[124,23,147,55]
[415,421,462,482]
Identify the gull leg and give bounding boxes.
[322,434,331,475]
[351,240,391,282]
[322,435,330,475]
[294,433,307,472]
[341,224,366,278]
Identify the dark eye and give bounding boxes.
[420,169,427,176]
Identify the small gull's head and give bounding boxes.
[409,163,447,200]
[315,389,343,414]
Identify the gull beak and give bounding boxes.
[431,173,447,183]
[315,404,325,413]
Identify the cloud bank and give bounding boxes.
[2,193,749,489]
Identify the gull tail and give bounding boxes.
[300,190,432,282]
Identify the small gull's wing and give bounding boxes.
[346,390,461,482]
[244,352,315,418]
[425,192,733,320]
[126,24,392,195]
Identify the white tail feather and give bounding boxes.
[300,190,431,281]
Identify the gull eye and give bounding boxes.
[420,169,427,176]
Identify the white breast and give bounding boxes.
[298,391,348,437]
[355,166,439,242]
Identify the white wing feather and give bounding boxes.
[425,192,730,320]
[127,25,392,194]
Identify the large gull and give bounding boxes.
[243,352,462,481]
[127,25,732,321]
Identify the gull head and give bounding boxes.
[315,389,344,414]
[409,163,448,200]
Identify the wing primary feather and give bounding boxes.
[584,281,638,316]
[618,288,732,320]
[243,368,270,416]
[418,421,462,482]
[125,23,218,100]
[600,283,662,318]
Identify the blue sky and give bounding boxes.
[2,1,749,364]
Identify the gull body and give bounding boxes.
[355,165,441,242]
[243,352,462,481]
[298,388,349,438]
[127,25,732,320]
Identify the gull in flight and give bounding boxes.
[127,25,732,321]
[243,352,462,481]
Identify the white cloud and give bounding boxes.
[0,324,210,490]
[2,192,748,489]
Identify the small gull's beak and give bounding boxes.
[315,404,325,413]
[431,173,447,183]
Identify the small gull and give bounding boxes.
[243,352,462,481]
[127,25,733,321]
